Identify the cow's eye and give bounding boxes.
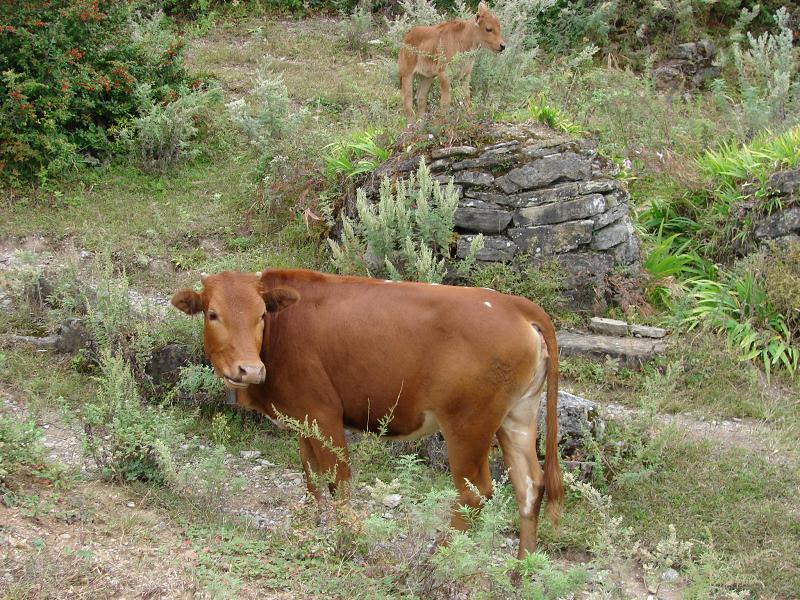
[486,27,493,32]
[208,311,218,321]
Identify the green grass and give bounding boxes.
[697,126,800,196]
[0,350,95,415]
[545,423,800,599]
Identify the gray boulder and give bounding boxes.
[146,343,191,387]
[539,391,606,458]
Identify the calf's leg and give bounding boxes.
[415,75,434,116]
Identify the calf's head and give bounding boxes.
[171,271,298,389]
[475,1,505,53]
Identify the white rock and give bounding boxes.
[240,450,262,460]
[589,317,629,337]
[662,568,680,582]
[630,324,667,339]
[126,501,135,508]
[382,494,402,509]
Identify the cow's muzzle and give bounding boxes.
[224,363,266,388]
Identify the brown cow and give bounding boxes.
[398,1,505,123]
[171,269,562,557]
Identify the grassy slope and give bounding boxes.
[1,13,799,600]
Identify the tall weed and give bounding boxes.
[726,7,799,133]
[329,158,480,282]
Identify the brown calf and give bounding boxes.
[398,1,505,123]
[171,269,562,557]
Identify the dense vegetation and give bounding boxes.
[1,0,799,598]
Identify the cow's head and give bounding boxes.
[475,1,505,53]
[171,271,299,389]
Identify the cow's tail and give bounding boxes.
[534,306,564,526]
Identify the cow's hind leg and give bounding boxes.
[497,392,545,559]
[437,70,451,115]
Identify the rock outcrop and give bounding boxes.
[361,121,641,308]
[653,40,719,93]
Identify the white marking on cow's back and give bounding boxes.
[480,287,496,291]
[429,282,441,286]
[383,279,392,283]
[484,301,492,308]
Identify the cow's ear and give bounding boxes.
[171,289,203,315]
[477,1,488,15]
[263,287,300,313]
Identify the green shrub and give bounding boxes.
[226,65,297,146]
[165,363,225,406]
[761,241,800,335]
[0,416,44,488]
[519,95,584,134]
[726,6,799,133]
[122,86,224,174]
[339,5,376,55]
[681,268,798,378]
[323,129,391,179]
[82,349,185,482]
[329,158,480,282]
[0,1,189,184]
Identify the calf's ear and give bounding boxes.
[263,287,300,313]
[171,289,203,315]
[477,1,488,15]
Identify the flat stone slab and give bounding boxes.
[630,324,667,339]
[589,317,629,336]
[431,146,477,159]
[557,331,666,368]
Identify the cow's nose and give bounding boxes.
[499,43,506,52]
[237,363,266,384]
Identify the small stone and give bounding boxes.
[509,220,594,255]
[431,146,477,160]
[513,194,606,226]
[258,459,276,467]
[662,567,680,582]
[428,158,451,172]
[495,153,592,193]
[591,219,632,250]
[382,494,402,509]
[239,450,262,460]
[457,235,518,262]
[630,324,667,339]
[589,317,629,337]
[381,512,394,519]
[126,501,135,508]
[454,204,512,234]
[449,170,494,188]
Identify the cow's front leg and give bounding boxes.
[299,435,323,501]
[300,418,352,500]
